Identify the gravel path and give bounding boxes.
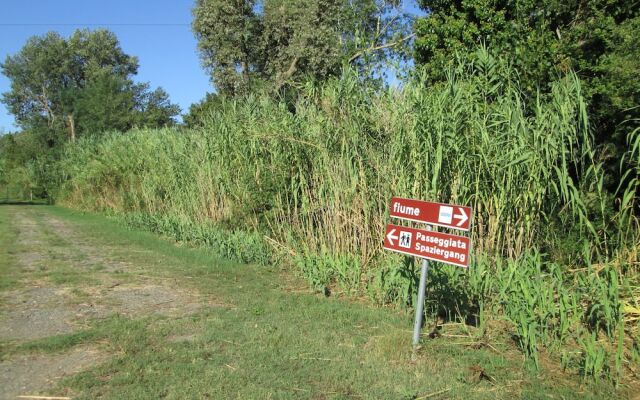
[0,207,205,399]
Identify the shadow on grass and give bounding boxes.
[426,266,481,328]
[0,200,50,206]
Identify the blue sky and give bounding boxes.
[0,0,422,132]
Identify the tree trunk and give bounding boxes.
[67,114,76,142]
[241,61,250,89]
[273,57,299,93]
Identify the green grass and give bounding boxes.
[0,205,629,399]
[15,330,101,354]
[0,205,20,291]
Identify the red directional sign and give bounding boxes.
[383,224,471,268]
[389,197,472,231]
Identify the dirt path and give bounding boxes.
[0,207,205,399]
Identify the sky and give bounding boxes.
[0,0,423,132]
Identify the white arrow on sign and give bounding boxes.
[386,228,398,246]
[454,208,468,227]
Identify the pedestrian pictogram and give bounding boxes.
[399,231,412,249]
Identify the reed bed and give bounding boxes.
[56,54,639,382]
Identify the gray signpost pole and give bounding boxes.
[412,257,429,353]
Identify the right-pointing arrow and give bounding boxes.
[386,228,398,246]
[454,208,468,227]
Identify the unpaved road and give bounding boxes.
[0,207,206,399]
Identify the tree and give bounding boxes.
[193,0,412,96]
[1,29,180,146]
[414,1,560,90]
[260,0,343,92]
[192,0,263,96]
[1,31,136,139]
[0,130,46,169]
[561,8,640,172]
[413,0,640,186]
[341,0,415,74]
[136,86,181,128]
[0,130,49,200]
[72,72,137,135]
[183,92,223,128]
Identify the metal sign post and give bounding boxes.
[412,257,429,351]
[383,197,473,356]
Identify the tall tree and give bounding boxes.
[414,1,559,89]
[260,0,343,92]
[192,0,263,96]
[561,6,640,171]
[1,29,180,146]
[192,0,412,96]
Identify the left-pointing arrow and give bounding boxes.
[386,228,398,246]
[454,207,468,227]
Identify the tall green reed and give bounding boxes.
[55,54,639,381]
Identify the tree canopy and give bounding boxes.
[183,92,224,128]
[414,0,640,184]
[192,0,413,96]
[1,29,180,147]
